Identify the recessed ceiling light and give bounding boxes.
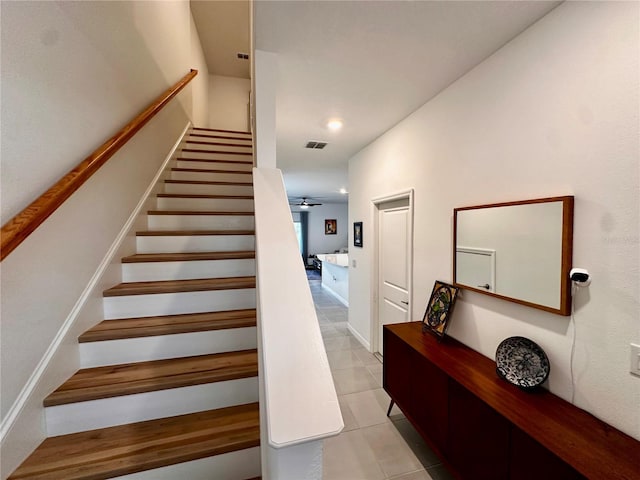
[327,119,343,131]
[339,188,348,194]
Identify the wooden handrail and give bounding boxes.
[0,69,198,261]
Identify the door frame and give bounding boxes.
[371,188,414,355]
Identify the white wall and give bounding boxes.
[348,1,639,440]
[254,49,277,168]
[190,11,210,126]
[1,0,208,223]
[209,74,251,131]
[318,256,349,306]
[292,204,349,256]
[0,1,208,475]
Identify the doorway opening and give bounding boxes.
[372,189,414,356]
[292,211,309,266]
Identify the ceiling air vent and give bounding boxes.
[237,53,249,60]
[305,141,328,149]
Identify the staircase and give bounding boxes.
[9,128,262,480]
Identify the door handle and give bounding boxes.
[401,301,409,305]
[477,284,491,290]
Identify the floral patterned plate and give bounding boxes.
[495,336,550,390]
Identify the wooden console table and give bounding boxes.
[383,322,640,480]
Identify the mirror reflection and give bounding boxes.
[454,196,573,315]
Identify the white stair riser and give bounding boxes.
[136,235,255,253]
[157,197,254,212]
[175,160,252,172]
[45,377,258,436]
[80,327,257,368]
[182,143,253,153]
[171,170,252,183]
[164,182,253,196]
[114,446,261,480]
[122,258,256,282]
[148,214,254,231]
[104,288,256,319]
[189,131,251,140]
[178,150,253,161]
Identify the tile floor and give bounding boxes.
[310,279,455,480]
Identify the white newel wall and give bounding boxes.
[254,49,278,169]
[253,168,343,480]
[348,1,639,439]
[0,1,209,476]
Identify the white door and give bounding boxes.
[377,206,411,355]
[456,248,496,293]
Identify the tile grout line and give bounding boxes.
[310,279,453,480]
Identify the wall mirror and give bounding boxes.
[453,196,573,316]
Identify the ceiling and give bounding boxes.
[190,0,250,79]
[193,1,561,205]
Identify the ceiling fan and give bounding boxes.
[290,197,323,208]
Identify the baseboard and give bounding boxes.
[0,122,192,446]
[347,323,370,351]
[320,284,349,307]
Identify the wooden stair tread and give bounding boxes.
[122,251,255,263]
[104,276,256,297]
[136,229,254,236]
[147,210,254,216]
[164,179,253,186]
[181,148,252,156]
[192,127,251,135]
[177,157,253,164]
[44,350,258,407]
[9,403,259,479]
[79,309,257,343]
[157,193,254,199]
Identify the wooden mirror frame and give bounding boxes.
[453,196,574,316]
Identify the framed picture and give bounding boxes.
[325,219,337,235]
[422,281,459,340]
[353,222,363,247]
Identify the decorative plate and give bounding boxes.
[495,336,550,390]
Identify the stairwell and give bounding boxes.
[9,128,262,480]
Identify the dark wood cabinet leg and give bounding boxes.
[386,399,395,416]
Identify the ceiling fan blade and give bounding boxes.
[287,197,323,207]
